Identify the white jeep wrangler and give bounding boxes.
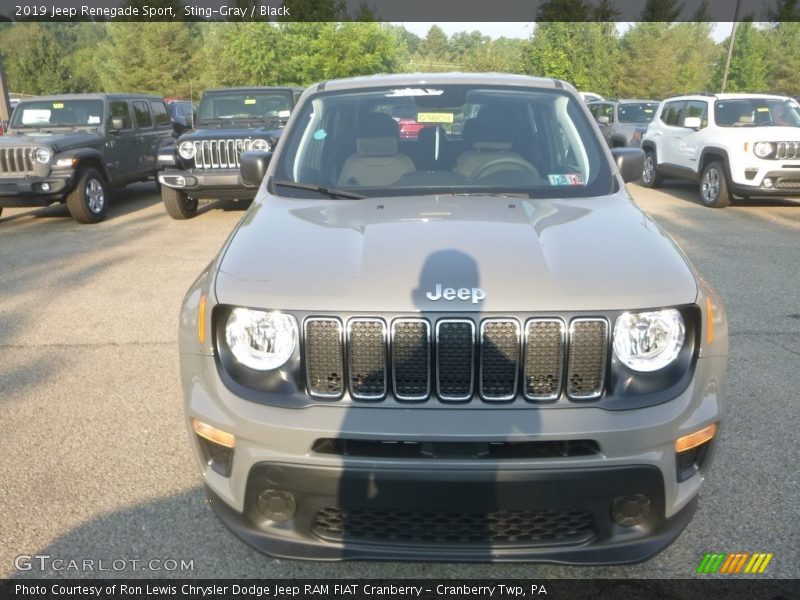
[641,93,800,207]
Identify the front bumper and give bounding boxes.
[159,168,256,200]
[0,175,71,205]
[731,166,800,197]
[183,351,725,563]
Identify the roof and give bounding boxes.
[15,93,163,102]
[317,72,575,93]
[669,92,794,101]
[202,87,299,94]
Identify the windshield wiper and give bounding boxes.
[272,179,365,199]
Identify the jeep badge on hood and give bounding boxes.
[426,284,486,304]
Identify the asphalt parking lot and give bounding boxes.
[1,182,798,579]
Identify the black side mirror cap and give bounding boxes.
[240,151,273,188]
[611,147,645,183]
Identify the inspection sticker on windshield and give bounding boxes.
[417,112,454,123]
[548,173,584,186]
[244,98,256,105]
[53,103,64,109]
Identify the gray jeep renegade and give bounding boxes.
[0,94,173,223]
[179,73,728,563]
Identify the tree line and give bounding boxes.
[1,17,799,100]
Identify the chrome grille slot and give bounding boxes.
[304,318,344,399]
[391,319,430,401]
[347,318,387,400]
[523,319,565,401]
[192,138,254,169]
[776,141,800,160]
[0,147,36,176]
[435,319,475,401]
[479,319,521,401]
[566,318,608,400]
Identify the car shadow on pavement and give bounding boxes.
[197,198,253,216]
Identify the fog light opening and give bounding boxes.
[257,489,297,522]
[40,182,51,192]
[611,493,652,527]
[763,177,774,188]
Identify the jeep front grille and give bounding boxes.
[775,141,800,160]
[0,147,36,176]
[191,139,257,169]
[303,316,610,403]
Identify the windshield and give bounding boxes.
[273,84,612,199]
[197,91,292,123]
[618,102,659,123]
[10,99,104,128]
[714,98,800,127]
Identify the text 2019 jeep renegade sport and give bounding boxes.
[179,74,728,563]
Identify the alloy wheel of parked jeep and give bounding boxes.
[66,168,109,224]
[162,184,199,220]
[700,161,731,208]
[640,150,663,188]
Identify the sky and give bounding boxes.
[396,22,735,42]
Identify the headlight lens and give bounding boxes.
[178,141,197,160]
[225,308,297,370]
[753,141,775,159]
[35,147,53,164]
[250,138,270,152]
[613,309,685,372]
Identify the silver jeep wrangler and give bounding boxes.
[179,73,728,563]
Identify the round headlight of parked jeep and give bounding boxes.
[34,147,53,164]
[178,141,197,160]
[753,142,775,159]
[613,309,685,372]
[225,308,297,371]
[250,139,270,152]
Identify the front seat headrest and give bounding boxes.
[356,112,400,157]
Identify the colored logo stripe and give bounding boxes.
[697,552,773,574]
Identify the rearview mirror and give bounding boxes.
[610,147,645,183]
[240,151,272,188]
[683,116,702,129]
[597,116,610,125]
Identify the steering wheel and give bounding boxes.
[472,157,538,179]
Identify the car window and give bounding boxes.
[661,101,686,126]
[685,101,708,128]
[150,101,171,127]
[617,102,659,124]
[273,85,613,200]
[197,91,293,123]
[10,99,104,128]
[591,103,614,123]
[109,101,133,129]
[133,101,153,128]
[714,98,800,127]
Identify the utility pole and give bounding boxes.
[0,55,11,124]
[721,0,743,93]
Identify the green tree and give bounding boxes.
[712,22,768,92]
[416,25,455,71]
[536,0,591,21]
[309,22,401,79]
[0,23,72,95]
[640,0,684,21]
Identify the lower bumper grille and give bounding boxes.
[774,178,800,190]
[304,316,609,403]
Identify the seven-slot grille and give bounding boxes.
[191,139,259,169]
[0,147,36,176]
[304,316,608,403]
[775,141,800,160]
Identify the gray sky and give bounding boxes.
[396,22,735,42]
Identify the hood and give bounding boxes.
[180,124,284,141]
[0,130,103,152]
[215,192,698,313]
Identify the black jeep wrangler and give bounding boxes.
[157,87,302,219]
[0,94,174,223]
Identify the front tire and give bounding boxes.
[66,168,109,224]
[162,185,198,220]
[700,161,731,208]
[640,149,663,188]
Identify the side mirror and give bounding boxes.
[597,116,610,125]
[240,151,272,188]
[611,147,645,183]
[683,116,702,130]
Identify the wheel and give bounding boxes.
[161,184,198,219]
[699,161,731,208]
[640,149,663,188]
[66,168,109,223]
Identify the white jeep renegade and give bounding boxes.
[641,93,800,207]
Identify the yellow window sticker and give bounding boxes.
[244,98,256,105]
[417,112,454,124]
[757,107,770,112]
[53,103,64,109]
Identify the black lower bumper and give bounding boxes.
[159,168,256,200]
[207,462,697,564]
[0,176,71,205]
[731,173,800,198]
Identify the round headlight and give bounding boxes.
[225,308,297,371]
[613,309,685,372]
[753,141,774,159]
[250,138,270,152]
[178,141,197,160]
[35,147,53,164]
